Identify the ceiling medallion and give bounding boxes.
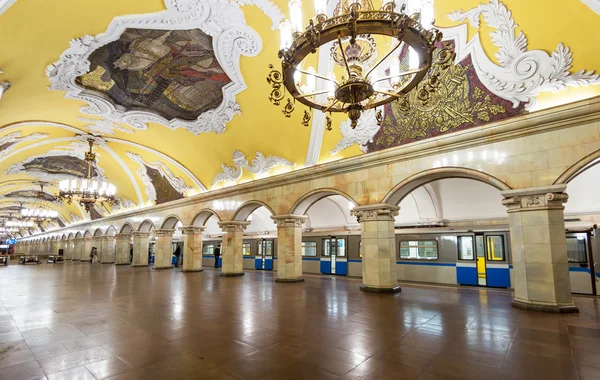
[57,137,117,212]
[268,0,453,129]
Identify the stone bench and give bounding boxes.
[48,255,65,263]
[19,256,40,265]
[0,256,8,266]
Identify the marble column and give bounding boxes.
[271,214,307,283]
[154,229,175,270]
[101,236,116,264]
[115,234,131,265]
[132,231,151,267]
[218,221,250,277]
[74,238,83,261]
[81,237,92,262]
[351,204,401,293]
[502,185,578,313]
[182,226,205,273]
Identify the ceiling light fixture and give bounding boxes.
[268,0,454,129]
[20,184,60,223]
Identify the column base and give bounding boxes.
[360,284,402,294]
[115,262,130,265]
[101,262,115,264]
[182,268,204,273]
[275,277,304,283]
[153,266,173,270]
[511,299,579,314]
[131,264,149,267]
[220,272,245,277]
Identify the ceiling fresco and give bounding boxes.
[77,28,230,121]
[0,0,598,235]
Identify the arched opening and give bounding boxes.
[75,231,83,238]
[138,220,154,232]
[233,202,276,271]
[120,223,133,234]
[161,215,182,230]
[93,228,103,237]
[194,210,223,269]
[105,226,117,237]
[83,230,91,238]
[159,215,183,267]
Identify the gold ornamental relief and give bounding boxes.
[78,66,115,92]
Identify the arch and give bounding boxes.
[75,231,83,238]
[382,167,512,206]
[554,148,600,185]
[61,234,67,240]
[120,223,133,234]
[83,230,92,237]
[93,228,103,237]
[191,208,221,226]
[161,215,182,229]
[138,219,154,232]
[232,201,275,221]
[105,225,117,237]
[290,188,359,215]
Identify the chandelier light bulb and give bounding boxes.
[409,48,420,70]
[306,66,317,92]
[289,0,303,34]
[280,20,292,49]
[314,0,326,16]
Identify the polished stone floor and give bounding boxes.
[0,263,599,380]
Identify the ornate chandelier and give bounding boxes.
[20,184,60,223]
[57,138,117,212]
[269,0,453,129]
[6,220,34,228]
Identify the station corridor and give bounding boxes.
[0,263,599,380]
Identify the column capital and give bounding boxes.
[351,204,399,222]
[270,214,307,228]
[116,233,131,240]
[131,231,152,237]
[501,184,568,212]
[217,220,250,232]
[154,229,175,237]
[181,225,206,235]
[101,235,115,241]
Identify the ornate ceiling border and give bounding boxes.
[46,0,262,135]
[581,0,600,15]
[330,0,600,155]
[0,131,49,158]
[212,150,294,187]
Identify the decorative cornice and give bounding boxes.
[154,229,175,237]
[212,151,294,187]
[217,220,250,232]
[501,185,568,212]
[46,0,262,135]
[131,231,152,237]
[181,225,206,234]
[351,204,400,222]
[270,214,307,228]
[116,233,131,239]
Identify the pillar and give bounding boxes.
[182,226,205,273]
[132,231,151,267]
[101,236,116,264]
[218,221,250,277]
[271,215,307,283]
[81,237,92,262]
[115,234,131,265]
[154,229,175,270]
[351,204,401,293]
[74,238,83,261]
[501,185,578,313]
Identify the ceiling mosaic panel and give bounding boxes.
[20,156,98,178]
[77,28,232,122]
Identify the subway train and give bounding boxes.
[157,227,599,296]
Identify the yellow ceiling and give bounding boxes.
[0,0,598,233]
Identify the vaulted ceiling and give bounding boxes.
[0,0,599,234]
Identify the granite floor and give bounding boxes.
[0,262,599,380]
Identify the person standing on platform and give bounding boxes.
[214,244,221,268]
[173,246,181,267]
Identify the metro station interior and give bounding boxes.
[1,0,600,379]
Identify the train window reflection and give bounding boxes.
[258,240,273,256]
[324,238,346,257]
[203,244,214,256]
[242,243,251,256]
[486,236,505,261]
[458,236,474,260]
[566,236,587,263]
[399,240,438,260]
[302,241,317,256]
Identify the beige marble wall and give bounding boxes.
[101,236,116,263]
[352,204,401,293]
[132,232,151,267]
[154,229,174,269]
[272,215,307,282]
[182,226,204,272]
[115,234,131,265]
[502,185,577,313]
[219,221,249,276]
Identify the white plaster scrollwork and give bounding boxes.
[126,152,193,202]
[46,0,262,135]
[0,131,49,158]
[232,0,284,29]
[78,117,134,136]
[212,150,295,187]
[447,0,600,110]
[581,0,600,15]
[330,109,379,155]
[69,213,83,224]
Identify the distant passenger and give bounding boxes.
[173,247,181,267]
[129,247,133,263]
[214,245,221,268]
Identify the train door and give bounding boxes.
[255,239,273,270]
[483,233,511,288]
[475,234,486,285]
[320,237,347,275]
[566,232,596,295]
[456,235,478,286]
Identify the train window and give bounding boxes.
[242,243,251,256]
[203,244,214,256]
[399,240,438,260]
[302,241,317,256]
[566,236,587,263]
[323,238,346,257]
[258,240,273,256]
[457,236,474,260]
[486,236,505,261]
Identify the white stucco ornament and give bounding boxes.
[46,0,262,135]
[332,0,600,154]
[581,0,600,15]
[0,131,48,158]
[212,150,294,187]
